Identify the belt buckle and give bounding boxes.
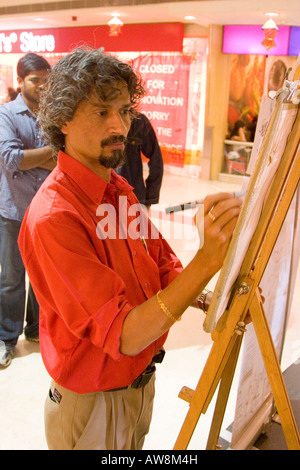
[49,387,62,404]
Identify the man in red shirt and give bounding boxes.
[18,48,241,450]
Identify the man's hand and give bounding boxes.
[38,156,57,171]
[195,192,242,277]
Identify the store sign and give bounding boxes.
[133,54,190,167]
[0,31,55,53]
[0,23,183,54]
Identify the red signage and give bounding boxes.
[0,23,184,54]
[133,53,190,167]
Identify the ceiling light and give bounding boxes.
[262,13,279,51]
[184,16,196,20]
[108,14,123,37]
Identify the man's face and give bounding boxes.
[62,84,132,175]
[18,69,49,106]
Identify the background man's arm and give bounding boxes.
[18,146,56,171]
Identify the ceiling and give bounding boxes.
[0,0,299,31]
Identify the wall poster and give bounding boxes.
[130,38,208,176]
[132,52,190,167]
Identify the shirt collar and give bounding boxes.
[57,150,134,205]
[14,93,34,115]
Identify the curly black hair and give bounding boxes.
[38,47,146,154]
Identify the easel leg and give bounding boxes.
[173,334,237,450]
[173,283,253,450]
[206,333,244,450]
[249,289,300,450]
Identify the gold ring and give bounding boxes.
[208,208,216,222]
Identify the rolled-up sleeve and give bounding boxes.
[0,111,25,171]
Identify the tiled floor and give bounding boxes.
[0,171,299,450]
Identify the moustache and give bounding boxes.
[101,135,127,148]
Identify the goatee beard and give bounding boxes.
[98,135,127,169]
[98,149,126,169]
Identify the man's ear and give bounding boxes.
[17,76,23,87]
[61,123,69,135]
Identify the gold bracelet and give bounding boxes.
[156,290,181,322]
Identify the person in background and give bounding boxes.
[116,112,163,208]
[229,119,247,142]
[0,53,55,368]
[246,115,258,142]
[18,47,242,450]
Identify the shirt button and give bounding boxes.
[144,282,149,288]
[132,250,137,256]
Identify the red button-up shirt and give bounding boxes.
[18,151,182,393]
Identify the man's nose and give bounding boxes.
[108,112,128,133]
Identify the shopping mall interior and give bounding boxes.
[0,0,299,451]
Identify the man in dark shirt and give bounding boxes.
[117,112,163,207]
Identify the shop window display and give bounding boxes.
[223,54,297,176]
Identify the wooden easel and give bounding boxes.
[174,96,300,450]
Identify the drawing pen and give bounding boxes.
[165,191,245,214]
[140,236,149,254]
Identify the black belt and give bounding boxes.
[106,348,165,392]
